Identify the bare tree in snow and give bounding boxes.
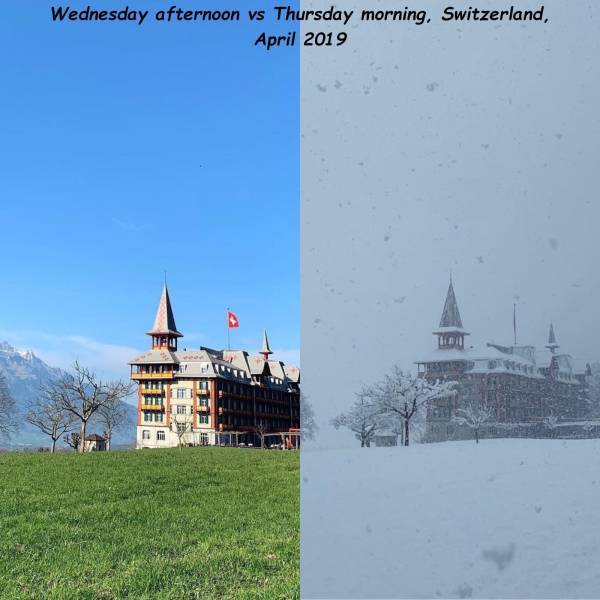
[544,414,560,438]
[331,387,380,448]
[372,366,457,446]
[25,388,76,452]
[0,372,18,441]
[452,403,492,443]
[300,392,318,441]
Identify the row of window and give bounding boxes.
[144,413,164,422]
[142,412,210,424]
[142,429,166,440]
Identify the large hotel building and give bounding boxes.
[417,279,594,442]
[129,285,300,449]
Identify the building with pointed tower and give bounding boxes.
[417,279,594,442]
[129,284,300,449]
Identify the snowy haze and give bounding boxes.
[301,0,600,447]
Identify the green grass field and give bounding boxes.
[0,448,299,599]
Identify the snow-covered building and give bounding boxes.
[417,280,593,442]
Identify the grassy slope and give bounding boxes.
[0,448,299,600]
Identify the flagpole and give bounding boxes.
[513,303,517,346]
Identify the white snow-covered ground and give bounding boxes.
[301,439,600,599]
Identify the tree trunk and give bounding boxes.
[79,420,87,453]
[475,428,479,444]
[361,439,365,447]
[404,419,410,446]
[51,438,56,453]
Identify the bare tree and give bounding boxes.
[0,372,18,441]
[25,388,76,452]
[300,392,318,441]
[64,432,81,451]
[170,413,191,449]
[254,421,268,449]
[372,367,457,446]
[53,362,133,453]
[452,403,492,443]
[97,395,128,451]
[331,388,380,448]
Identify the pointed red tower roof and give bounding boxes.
[146,284,182,338]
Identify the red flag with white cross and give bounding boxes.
[227,310,239,328]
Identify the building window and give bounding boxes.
[144,412,152,422]
[142,430,150,440]
[199,415,209,425]
[176,388,186,399]
[177,405,186,415]
[154,413,163,422]
[157,431,166,441]
[176,422,187,433]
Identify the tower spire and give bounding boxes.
[439,280,463,329]
[434,278,468,350]
[147,282,182,350]
[546,322,559,353]
[260,329,273,361]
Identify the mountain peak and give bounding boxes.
[0,341,35,360]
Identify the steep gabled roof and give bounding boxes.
[147,284,182,337]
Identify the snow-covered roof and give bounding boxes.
[432,327,470,335]
[416,340,580,381]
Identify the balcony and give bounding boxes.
[141,404,165,412]
[197,405,210,412]
[141,387,165,395]
[196,388,210,396]
[132,372,173,380]
[218,390,252,400]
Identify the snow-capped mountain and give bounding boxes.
[0,341,136,448]
[0,341,63,406]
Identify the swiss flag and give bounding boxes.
[227,310,239,328]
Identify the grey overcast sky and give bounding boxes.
[301,0,600,445]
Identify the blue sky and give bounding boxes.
[0,2,299,379]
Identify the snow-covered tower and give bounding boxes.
[433,279,469,350]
